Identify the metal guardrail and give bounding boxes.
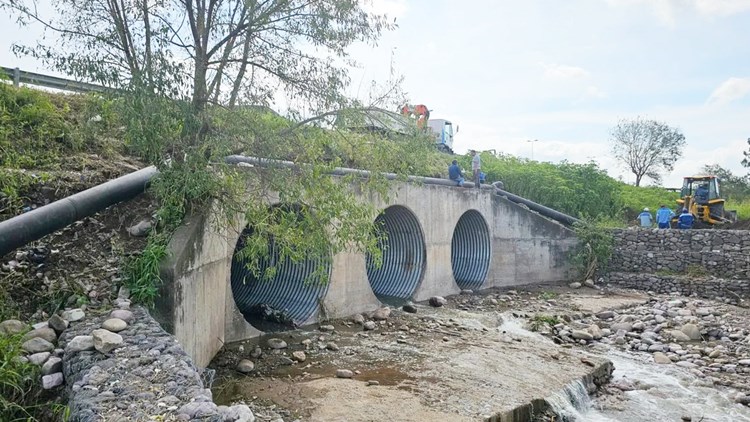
[1,66,107,93]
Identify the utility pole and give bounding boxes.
[526,139,539,160]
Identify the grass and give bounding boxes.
[538,291,558,300]
[726,199,750,221]
[529,314,560,332]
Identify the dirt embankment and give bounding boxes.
[1,154,156,320]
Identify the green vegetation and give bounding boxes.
[529,314,560,332]
[538,291,558,300]
[570,220,616,281]
[0,332,69,421]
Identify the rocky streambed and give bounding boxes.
[211,285,750,422]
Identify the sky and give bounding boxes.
[2,0,749,188]
[348,0,750,187]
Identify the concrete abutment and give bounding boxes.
[157,180,577,367]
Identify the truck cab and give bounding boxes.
[427,119,454,153]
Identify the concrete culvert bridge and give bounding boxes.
[230,226,331,332]
[366,205,426,302]
[451,210,491,290]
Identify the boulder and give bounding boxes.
[101,318,128,333]
[42,373,64,389]
[571,330,593,341]
[109,309,134,323]
[236,359,255,373]
[92,329,123,354]
[429,296,448,307]
[0,319,27,335]
[61,308,85,322]
[372,307,391,321]
[47,315,69,333]
[22,337,55,353]
[267,338,287,349]
[653,352,672,364]
[27,352,51,365]
[66,335,95,353]
[22,327,57,344]
[680,323,701,341]
[336,369,354,378]
[41,357,63,375]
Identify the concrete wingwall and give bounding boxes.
[156,180,577,367]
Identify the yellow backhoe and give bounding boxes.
[674,176,737,226]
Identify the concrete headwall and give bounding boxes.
[156,181,577,367]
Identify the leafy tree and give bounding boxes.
[610,117,686,186]
[2,0,418,302]
[702,164,750,202]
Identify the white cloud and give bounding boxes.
[584,85,607,99]
[694,0,750,16]
[707,77,750,105]
[362,0,408,19]
[543,63,590,80]
[606,0,750,26]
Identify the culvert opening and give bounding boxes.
[451,210,491,290]
[230,209,331,332]
[365,205,426,304]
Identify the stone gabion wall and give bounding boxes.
[60,306,253,422]
[606,272,750,303]
[609,228,750,278]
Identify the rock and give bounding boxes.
[127,220,153,237]
[102,318,127,332]
[279,356,294,365]
[236,359,255,373]
[680,324,701,341]
[0,319,27,335]
[47,315,68,333]
[292,351,306,362]
[22,337,54,353]
[611,322,633,333]
[569,282,582,289]
[92,329,123,354]
[326,342,340,351]
[584,279,595,288]
[267,338,287,349]
[460,289,473,295]
[696,308,712,317]
[708,349,721,359]
[61,308,85,322]
[42,373,64,389]
[110,309,134,323]
[587,325,603,340]
[41,357,62,375]
[429,296,447,307]
[22,327,57,344]
[676,361,698,369]
[669,330,692,342]
[178,401,219,418]
[402,304,418,314]
[336,369,354,378]
[319,324,335,332]
[653,352,672,364]
[66,335,95,352]
[631,322,645,331]
[372,307,391,320]
[352,314,365,324]
[28,352,51,365]
[596,311,615,320]
[571,330,593,341]
[363,321,377,331]
[738,359,750,366]
[367,380,380,386]
[250,347,262,358]
[218,404,255,422]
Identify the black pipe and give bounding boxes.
[0,166,158,257]
[225,155,578,225]
[494,188,579,226]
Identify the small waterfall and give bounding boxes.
[545,379,593,421]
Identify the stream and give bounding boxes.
[548,350,750,422]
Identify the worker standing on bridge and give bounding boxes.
[471,150,481,189]
[448,160,465,187]
[655,204,675,229]
[637,207,653,228]
[677,208,695,229]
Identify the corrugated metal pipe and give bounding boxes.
[0,166,158,257]
[451,210,491,290]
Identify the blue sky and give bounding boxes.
[2,0,749,187]
[350,0,750,187]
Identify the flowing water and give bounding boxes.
[495,315,750,422]
[548,351,750,422]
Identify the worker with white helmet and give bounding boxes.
[637,207,653,228]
